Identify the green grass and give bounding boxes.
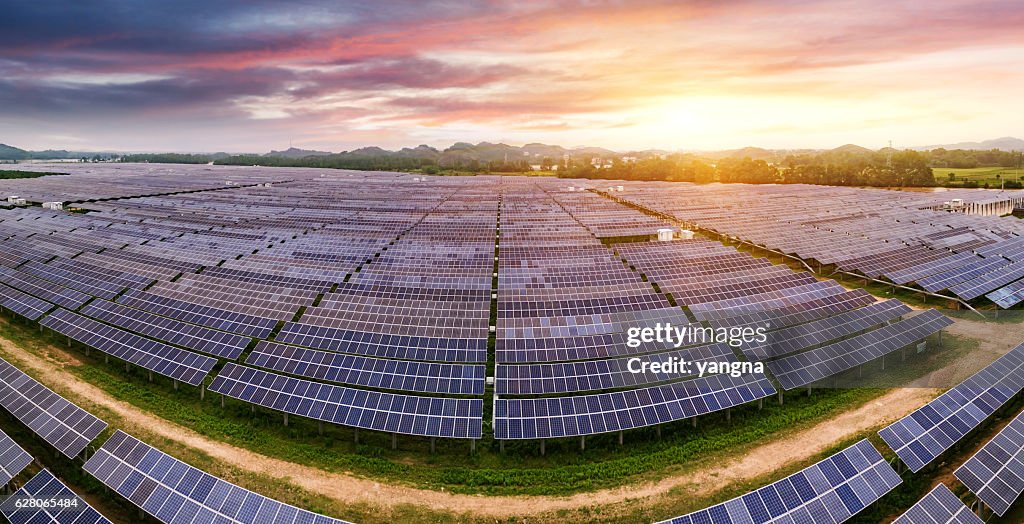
[0,169,69,179]
[935,166,1024,187]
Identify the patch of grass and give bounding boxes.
[935,166,1024,188]
[0,169,69,179]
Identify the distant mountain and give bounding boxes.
[0,142,119,160]
[0,143,29,160]
[265,147,332,158]
[917,137,1024,151]
[830,144,873,154]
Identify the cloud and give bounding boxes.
[1,0,1023,151]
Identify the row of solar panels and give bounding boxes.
[606,181,1024,308]
[0,355,353,523]
[654,340,1024,523]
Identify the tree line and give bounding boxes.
[557,149,936,187]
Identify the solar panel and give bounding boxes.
[0,266,92,310]
[949,259,1024,300]
[21,260,128,300]
[985,277,1024,309]
[767,310,952,390]
[83,431,351,524]
[743,300,912,361]
[275,323,488,363]
[117,288,277,339]
[954,407,1024,516]
[40,309,217,386]
[246,341,486,395]
[209,363,483,438]
[690,281,847,322]
[0,356,108,458]
[0,469,113,524]
[495,343,737,395]
[0,428,32,485]
[880,342,1024,473]
[0,281,54,320]
[892,484,982,524]
[81,299,250,359]
[708,289,876,331]
[887,252,980,285]
[656,439,901,524]
[494,371,776,439]
[916,257,1010,293]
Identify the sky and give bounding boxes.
[1,0,1023,153]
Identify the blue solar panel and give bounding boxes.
[210,363,483,438]
[0,356,108,458]
[276,323,488,363]
[887,252,980,285]
[0,266,92,310]
[985,277,1024,309]
[0,469,112,524]
[893,484,981,524]
[21,260,127,300]
[0,282,54,320]
[494,371,776,439]
[495,343,736,395]
[916,257,1009,293]
[656,439,901,524]
[707,288,874,330]
[742,300,912,361]
[768,310,952,390]
[117,288,277,338]
[880,342,1024,473]
[40,308,217,386]
[84,431,351,524]
[0,428,32,485]
[247,341,486,395]
[954,407,1024,516]
[949,259,1024,300]
[82,299,250,359]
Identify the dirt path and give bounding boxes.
[0,332,941,519]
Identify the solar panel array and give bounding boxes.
[494,372,775,439]
[608,180,1024,308]
[893,484,982,524]
[0,356,107,458]
[657,439,901,524]
[41,309,217,386]
[0,428,32,485]
[954,407,1024,516]
[767,310,952,391]
[210,363,483,438]
[0,469,112,524]
[880,342,1024,472]
[0,167,955,450]
[84,430,352,524]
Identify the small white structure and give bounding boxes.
[7,196,20,204]
[616,185,624,192]
[261,183,273,188]
[657,228,675,241]
[679,229,695,240]
[567,186,575,192]
[42,201,64,211]
[225,180,235,186]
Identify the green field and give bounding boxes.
[935,166,1024,187]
